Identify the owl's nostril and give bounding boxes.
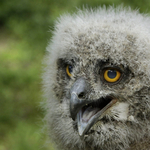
[70,77,90,120]
[78,92,85,99]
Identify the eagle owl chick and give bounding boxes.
[43,6,150,150]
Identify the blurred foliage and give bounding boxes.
[0,121,55,150]
[0,0,150,149]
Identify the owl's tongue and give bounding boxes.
[82,106,100,122]
[77,105,101,136]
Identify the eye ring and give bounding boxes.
[104,69,121,83]
[66,65,73,77]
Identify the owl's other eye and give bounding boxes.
[104,69,121,83]
[66,65,73,77]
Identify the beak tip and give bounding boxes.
[78,127,84,137]
[77,117,87,137]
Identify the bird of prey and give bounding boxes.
[42,6,150,150]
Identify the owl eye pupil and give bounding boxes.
[107,70,117,79]
[66,65,73,77]
[68,65,73,73]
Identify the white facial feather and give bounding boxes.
[110,102,129,121]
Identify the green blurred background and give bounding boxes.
[0,0,150,150]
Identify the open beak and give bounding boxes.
[70,78,117,136]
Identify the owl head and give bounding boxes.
[43,6,150,150]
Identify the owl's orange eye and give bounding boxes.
[66,65,73,77]
[104,69,121,83]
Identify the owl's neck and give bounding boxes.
[128,139,150,150]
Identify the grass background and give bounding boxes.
[0,0,150,149]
